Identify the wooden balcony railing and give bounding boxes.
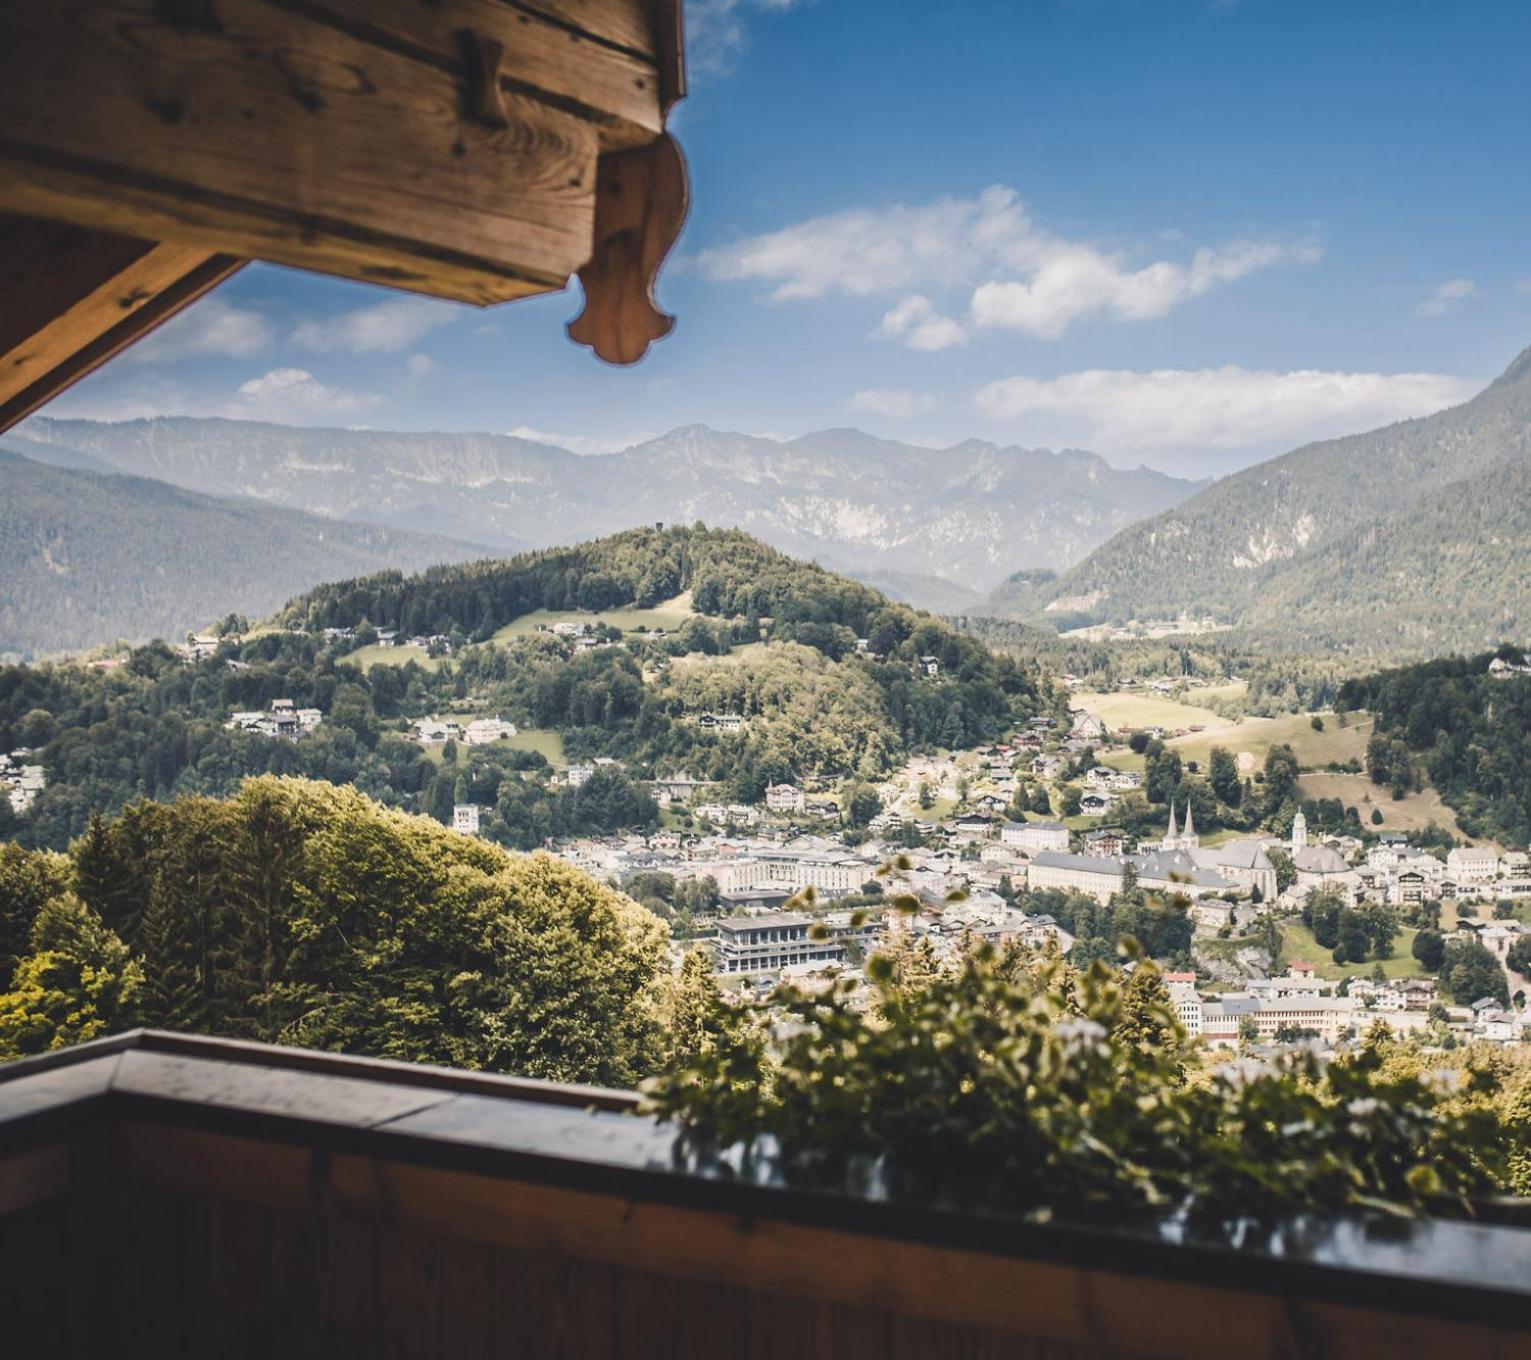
[1,1029,1527,1358]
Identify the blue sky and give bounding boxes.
[49,0,1531,477]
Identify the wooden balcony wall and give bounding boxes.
[1,1031,1528,1359]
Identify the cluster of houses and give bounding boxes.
[1166,962,1529,1048]
[410,716,518,747]
[1,750,45,815]
[224,698,323,740]
[1278,815,1531,908]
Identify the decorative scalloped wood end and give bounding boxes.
[568,132,688,366]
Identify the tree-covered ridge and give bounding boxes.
[0,446,482,661]
[0,527,1040,850]
[1339,648,1531,845]
[0,778,668,1083]
[985,344,1531,655]
[282,523,995,657]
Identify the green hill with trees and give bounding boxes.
[1339,647,1531,845]
[0,526,1041,851]
[985,344,1531,655]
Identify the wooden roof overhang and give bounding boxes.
[0,0,689,434]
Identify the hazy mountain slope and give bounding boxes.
[993,344,1531,644]
[0,432,117,474]
[847,567,982,614]
[1241,448,1531,653]
[19,417,1202,592]
[0,450,485,659]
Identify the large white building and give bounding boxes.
[1027,849,1226,906]
[1163,971,1204,1037]
[714,849,865,899]
[463,716,517,745]
[1447,846,1500,884]
[764,782,805,814]
[1000,820,1070,853]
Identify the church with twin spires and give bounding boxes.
[1157,799,1201,853]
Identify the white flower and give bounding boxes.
[1054,1018,1108,1056]
[1424,1068,1463,1096]
[1215,1058,1268,1091]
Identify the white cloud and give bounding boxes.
[697,185,1318,343]
[876,295,967,351]
[506,425,652,455]
[232,368,383,422]
[685,0,805,74]
[42,367,383,425]
[698,185,1024,302]
[128,298,272,363]
[1416,278,1477,318]
[292,298,460,353]
[976,366,1477,459]
[848,388,937,419]
[404,353,438,382]
[972,239,1317,340]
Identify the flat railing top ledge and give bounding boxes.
[2,1030,1529,1331]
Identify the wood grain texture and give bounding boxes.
[509,0,660,57]
[0,216,240,434]
[567,131,687,364]
[0,0,600,304]
[270,0,666,150]
[97,1123,1531,1360]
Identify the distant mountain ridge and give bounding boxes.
[984,344,1531,655]
[0,446,484,660]
[17,416,1204,603]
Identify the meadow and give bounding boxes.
[342,642,442,672]
[490,592,696,644]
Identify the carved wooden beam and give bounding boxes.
[0,215,244,433]
[567,132,688,366]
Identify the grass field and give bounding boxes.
[1275,920,1426,982]
[1070,691,1232,733]
[1191,681,1249,706]
[1297,771,1465,838]
[420,726,566,768]
[341,643,441,672]
[491,592,696,644]
[1173,712,1373,771]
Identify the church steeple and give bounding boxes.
[1291,810,1308,854]
[1166,801,1178,841]
[1183,799,1196,843]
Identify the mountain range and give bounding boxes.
[0,444,483,660]
[984,344,1531,656]
[15,417,1202,601]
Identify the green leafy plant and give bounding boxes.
[643,943,1510,1220]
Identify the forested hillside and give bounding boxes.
[0,446,483,660]
[1339,647,1531,845]
[0,527,1040,850]
[987,344,1531,654]
[0,778,668,1079]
